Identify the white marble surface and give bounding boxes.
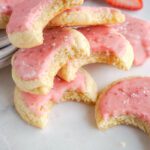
[0,0,150,150]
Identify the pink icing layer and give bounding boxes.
[7,0,53,33]
[21,72,86,116]
[12,28,72,80]
[113,15,150,66]
[99,77,150,124]
[78,26,127,57]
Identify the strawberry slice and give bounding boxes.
[106,0,143,10]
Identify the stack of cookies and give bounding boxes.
[1,0,150,135]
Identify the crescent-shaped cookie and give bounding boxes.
[48,6,125,27]
[113,15,150,66]
[58,26,134,81]
[12,28,90,94]
[95,77,150,135]
[6,0,83,48]
[14,69,98,128]
[0,6,125,29]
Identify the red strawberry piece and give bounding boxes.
[106,0,143,10]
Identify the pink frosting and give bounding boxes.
[7,0,53,33]
[99,77,150,124]
[113,15,150,66]
[21,72,86,116]
[12,28,72,80]
[78,26,127,57]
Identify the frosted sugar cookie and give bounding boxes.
[1,6,124,29]
[6,0,83,48]
[14,69,98,128]
[95,77,150,135]
[58,26,133,81]
[114,15,150,66]
[12,28,90,94]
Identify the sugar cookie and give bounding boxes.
[12,28,90,94]
[48,6,125,27]
[6,0,83,48]
[95,77,150,135]
[114,15,150,66]
[58,26,134,81]
[14,69,98,128]
[0,6,124,29]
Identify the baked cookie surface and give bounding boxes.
[113,15,150,66]
[12,28,90,94]
[58,26,134,81]
[48,6,125,27]
[0,6,124,29]
[95,77,150,135]
[14,69,98,128]
[6,0,83,48]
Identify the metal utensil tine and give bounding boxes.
[0,45,18,59]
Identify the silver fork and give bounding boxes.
[0,30,17,69]
[0,30,10,48]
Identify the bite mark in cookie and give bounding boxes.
[12,28,90,94]
[113,15,150,66]
[58,26,134,81]
[95,77,150,135]
[14,69,98,128]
